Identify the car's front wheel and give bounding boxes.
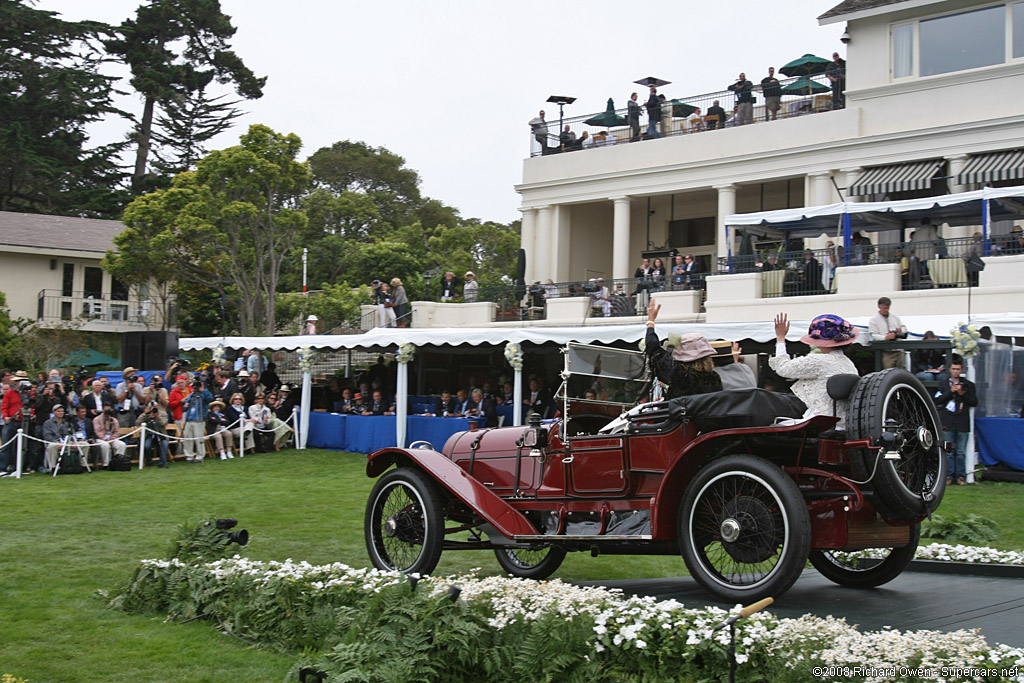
[679,455,811,603]
[365,468,444,574]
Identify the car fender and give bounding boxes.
[649,415,836,539]
[367,448,538,540]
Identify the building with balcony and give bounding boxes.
[511,0,1024,325]
[0,211,174,333]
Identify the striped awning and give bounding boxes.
[956,149,1024,186]
[848,159,945,197]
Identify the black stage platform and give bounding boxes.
[581,568,1024,647]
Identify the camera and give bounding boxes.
[103,407,116,416]
[191,378,204,389]
[168,355,191,370]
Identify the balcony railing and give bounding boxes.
[716,237,997,295]
[37,290,158,326]
[529,74,837,157]
[476,276,704,319]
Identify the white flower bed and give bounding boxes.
[136,555,1024,681]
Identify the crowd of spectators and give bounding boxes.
[0,352,297,476]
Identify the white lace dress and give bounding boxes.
[768,343,859,427]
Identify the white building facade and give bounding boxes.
[514,0,1024,322]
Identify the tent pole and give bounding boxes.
[982,198,991,256]
[396,361,408,448]
[299,370,311,449]
[842,213,852,266]
[513,369,523,426]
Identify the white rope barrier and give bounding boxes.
[3,411,297,479]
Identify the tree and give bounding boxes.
[0,0,128,217]
[0,291,26,369]
[17,320,86,375]
[115,124,311,335]
[150,89,243,176]
[105,0,265,192]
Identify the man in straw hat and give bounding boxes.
[770,313,859,426]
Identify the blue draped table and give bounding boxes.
[976,417,1024,471]
[306,412,478,453]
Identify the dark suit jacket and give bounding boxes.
[934,377,977,432]
[213,380,239,402]
[525,389,553,418]
[433,397,458,416]
[81,391,113,418]
[466,396,498,427]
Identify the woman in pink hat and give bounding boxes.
[770,313,859,425]
[645,303,722,399]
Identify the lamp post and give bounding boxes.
[546,95,576,142]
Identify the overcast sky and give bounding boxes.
[39,1,845,223]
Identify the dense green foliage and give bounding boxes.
[922,513,1001,544]
[0,0,128,216]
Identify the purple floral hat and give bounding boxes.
[800,314,858,348]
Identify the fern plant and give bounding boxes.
[922,513,1000,544]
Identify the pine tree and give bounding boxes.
[150,89,243,176]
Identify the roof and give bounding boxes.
[0,211,126,254]
[819,0,918,23]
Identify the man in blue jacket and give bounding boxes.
[181,378,213,463]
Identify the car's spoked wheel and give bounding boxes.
[848,370,946,520]
[809,524,920,588]
[365,468,444,574]
[679,455,810,603]
[493,545,566,580]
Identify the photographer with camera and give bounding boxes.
[114,367,146,431]
[29,378,66,472]
[93,406,126,467]
[43,404,77,471]
[933,357,977,486]
[136,400,169,467]
[81,377,113,419]
[164,356,191,384]
[180,376,212,463]
[868,297,908,369]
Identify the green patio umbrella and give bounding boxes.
[779,53,831,77]
[670,100,699,117]
[781,77,830,96]
[584,98,627,127]
[62,348,120,368]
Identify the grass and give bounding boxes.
[0,450,1020,681]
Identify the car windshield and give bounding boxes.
[558,343,650,407]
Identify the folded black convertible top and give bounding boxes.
[670,388,808,432]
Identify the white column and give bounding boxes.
[396,361,408,448]
[513,369,523,427]
[519,208,537,285]
[535,205,553,283]
[714,184,737,262]
[810,171,835,206]
[551,205,571,282]
[840,167,862,203]
[947,154,970,194]
[612,196,632,279]
[299,370,311,449]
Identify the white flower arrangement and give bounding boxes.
[951,322,982,360]
[131,554,1024,679]
[396,342,416,364]
[504,342,523,371]
[211,343,226,367]
[297,346,316,374]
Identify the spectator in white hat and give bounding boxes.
[463,271,478,302]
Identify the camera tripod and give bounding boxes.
[51,434,91,476]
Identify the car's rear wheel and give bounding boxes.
[808,523,920,588]
[365,468,444,574]
[493,545,566,580]
[847,369,945,520]
[679,455,811,603]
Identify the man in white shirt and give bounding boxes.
[463,271,479,302]
[868,296,907,369]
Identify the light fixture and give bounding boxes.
[840,25,851,44]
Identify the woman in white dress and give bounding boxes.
[769,313,859,427]
[227,393,254,452]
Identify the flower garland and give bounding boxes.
[297,346,316,374]
[396,342,415,364]
[504,342,523,371]
[951,322,981,360]
[211,343,226,367]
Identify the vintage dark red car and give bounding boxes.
[364,343,946,602]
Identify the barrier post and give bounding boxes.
[138,423,147,470]
[15,428,23,479]
[239,420,246,459]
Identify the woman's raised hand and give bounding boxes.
[774,312,790,342]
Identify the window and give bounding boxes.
[919,6,1005,76]
[111,276,129,301]
[83,267,103,299]
[1014,2,1024,58]
[669,217,715,248]
[61,263,74,297]
[892,24,914,78]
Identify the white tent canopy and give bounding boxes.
[180,313,1024,354]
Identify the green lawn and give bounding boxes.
[0,450,1020,682]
